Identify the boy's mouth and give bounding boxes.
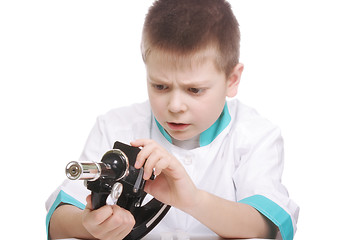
[167,122,190,130]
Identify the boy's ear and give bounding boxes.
[226,63,244,98]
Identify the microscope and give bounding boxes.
[65,141,171,240]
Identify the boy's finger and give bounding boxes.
[133,141,156,169]
[84,195,114,225]
[131,139,148,168]
[130,138,148,147]
[85,195,92,210]
[141,150,159,179]
[154,158,169,176]
[88,205,114,225]
[99,206,135,240]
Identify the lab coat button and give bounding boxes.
[183,156,192,165]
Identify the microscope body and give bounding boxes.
[66,141,170,240]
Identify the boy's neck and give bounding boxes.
[154,102,231,148]
[171,135,200,150]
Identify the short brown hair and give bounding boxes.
[141,0,240,77]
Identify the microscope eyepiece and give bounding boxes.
[65,149,129,181]
[65,161,101,181]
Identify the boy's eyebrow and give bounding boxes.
[147,75,170,84]
[178,76,213,86]
[182,80,211,88]
[148,74,212,87]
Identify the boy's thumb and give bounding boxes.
[85,194,93,210]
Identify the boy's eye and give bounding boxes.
[188,88,203,94]
[153,84,168,91]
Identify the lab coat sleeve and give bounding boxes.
[232,125,299,240]
[45,116,111,239]
[45,102,152,238]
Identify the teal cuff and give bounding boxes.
[45,190,86,239]
[239,195,294,240]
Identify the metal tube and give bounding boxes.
[65,161,102,181]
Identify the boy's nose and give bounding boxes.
[168,91,187,113]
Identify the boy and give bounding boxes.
[46,0,299,239]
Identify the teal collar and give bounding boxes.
[155,102,231,147]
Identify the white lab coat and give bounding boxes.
[45,99,299,239]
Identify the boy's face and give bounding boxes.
[146,52,241,141]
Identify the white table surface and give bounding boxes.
[60,237,271,240]
[59,230,273,240]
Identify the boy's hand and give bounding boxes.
[131,139,200,212]
[82,195,135,240]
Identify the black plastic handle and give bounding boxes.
[91,191,109,210]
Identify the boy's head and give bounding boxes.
[142,0,243,141]
[141,0,240,78]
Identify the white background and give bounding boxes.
[1,0,359,239]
